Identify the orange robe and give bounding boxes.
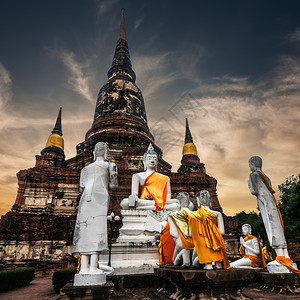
[188,208,230,269]
[140,172,169,210]
[159,221,175,264]
[169,209,194,250]
[239,235,266,268]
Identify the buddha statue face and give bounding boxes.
[93,142,108,160]
[143,143,158,171]
[196,190,211,208]
[249,156,262,172]
[143,153,158,171]
[242,224,251,236]
[176,192,190,208]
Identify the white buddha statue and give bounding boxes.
[248,156,300,273]
[230,224,266,269]
[121,143,179,211]
[169,192,194,266]
[72,142,117,275]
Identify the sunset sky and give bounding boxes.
[0,0,300,216]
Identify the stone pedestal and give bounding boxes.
[117,209,156,244]
[267,260,298,273]
[60,282,114,300]
[74,273,106,286]
[100,242,159,275]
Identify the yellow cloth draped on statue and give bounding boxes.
[276,256,300,274]
[188,208,230,269]
[239,235,266,268]
[169,209,194,250]
[140,172,169,210]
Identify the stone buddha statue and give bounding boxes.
[120,143,179,211]
[72,142,117,275]
[169,192,194,266]
[248,156,300,273]
[188,190,230,270]
[230,224,266,269]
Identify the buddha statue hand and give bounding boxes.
[128,194,138,208]
[240,236,244,245]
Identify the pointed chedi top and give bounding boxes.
[41,107,64,157]
[107,8,136,82]
[182,118,198,157]
[118,8,127,40]
[52,107,63,136]
[185,117,193,144]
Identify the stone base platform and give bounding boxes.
[74,273,106,286]
[154,266,257,299]
[60,282,114,299]
[258,271,300,294]
[99,242,159,275]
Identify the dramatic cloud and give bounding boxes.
[286,28,300,43]
[57,50,94,104]
[0,63,12,109]
[134,18,143,31]
[132,52,179,101]
[97,0,119,16]
[148,53,300,215]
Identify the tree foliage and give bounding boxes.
[278,174,300,239]
[232,210,268,244]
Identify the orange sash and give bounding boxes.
[239,235,266,268]
[257,171,284,230]
[140,172,169,210]
[159,221,175,264]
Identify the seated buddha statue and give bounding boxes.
[120,143,179,211]
[230,224,266,269]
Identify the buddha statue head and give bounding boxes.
[249,156,262,172]
[196,190,211,208]
[93,142,109,161]
[242,223,252,236]
[176,192,190,208]
[143,143,158,171]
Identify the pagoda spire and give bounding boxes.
[118,8,127,40]
[107,8,136,82]
[185,118,193,144]
[41,108,64,157]
[52,107,63,136]
[182,118,198,157]
[178,118,203,173]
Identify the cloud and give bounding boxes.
[0,63,13,108]
[132,52,179,101]
[146,51,300,216]
[134,18,143,31]
[96,0,119,16]
[286,28,300,43]
[57,50,94,103]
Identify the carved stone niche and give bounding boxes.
[127,157,143,170]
